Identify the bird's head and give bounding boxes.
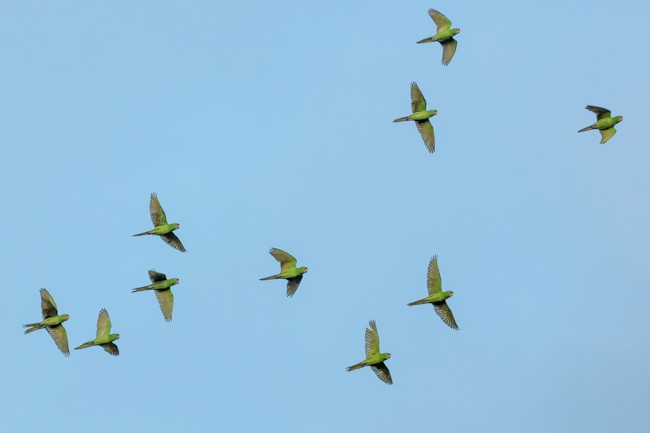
[174,278,180,285]
[454,28,461,35]
[62,314,70,321]
[448,291,454,298]
[303,267,308,273]
[174,223,180,229]
[616,116,623,123]
[385,353,392,360]
[114,334,121,340]
[432,109,439,116]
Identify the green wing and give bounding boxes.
[434,301,459,329]
[586,105,611,121]
[155,289,174,321]
[47,324,70,356]
[96,308,111,338]
[269,248,298,272]
[427,255,442,295]
[365,320,380,357]
[286,275,303,297]
[40,288,59,319]
[416,120,435,153]
[161,232,186,252]
[441,38,458,66]
[149,193,168,226]
[428,8,452,32]
[599,127,617,144]
[410,82,427,113]
[149,269,168,282]
[371,362,393,385]
[102,343,119,356]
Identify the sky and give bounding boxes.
[2,1,650,432]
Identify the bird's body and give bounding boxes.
[74,309,120,356]
[260,248,308,297]
[346,320,392,384]
[578,105,623,144]
[393,82,437,153]
[417,9,460,66]
[132,269,179,321]
[23,288,70,356]
[407,255,458,330]
[133,193,186,252]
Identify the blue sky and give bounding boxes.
[3,1,650,432]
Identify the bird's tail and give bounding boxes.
[416,37,434,44]
[74,341,94,350]
[407,298,429,306]
[23,323,42,334]
[132,230,153,236]
[346,362,366,372]
[259,274,280,281]
[393,116,411,123]
[578,125,595,133]
[132,285,153,293]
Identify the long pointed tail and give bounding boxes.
[74,341,95,350]
[407,298,429,306]
[578,125,595,133]
[132,285,153,293]
[346,361,366,371]
[259,275,280,281]
[416,37,434,44]
[23,323,42,334]
[393,116,411,123]
[132,230,153,236]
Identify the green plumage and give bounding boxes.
[346,320,393,385]
[416,9,460,66]
[74,308,120,356]
[133,193,186,252]
[259,248,308,297]
[407,255,459,330]
[132,269,180,321]
[23,288,70,356]
[578,105,623,144]
[393,82,438,153]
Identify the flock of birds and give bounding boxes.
[22,8,624,384]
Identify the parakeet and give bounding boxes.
[132,269,179,321]
[408,255,458,329]
[133,193,186,252]
[578,105,623,144]
[417,9,460,66]
[23,288,70,356]
[259,248,308,297]
[346,320,393,385]
[74,308,120,356]
[393,82,438,153]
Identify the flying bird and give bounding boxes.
[133,193,186,252]
[259,248,308,297]
[75,309,120,356]
[23,288,70,356]
[346,320,393,384]
[407,255,459,330]
[417,9,460,66]
[132,269,180,321]
[578,105,623,144]
[393,82,438,153]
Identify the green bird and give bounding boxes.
[578,105,623,144]
[259,248,308,297]
[346,320,392,385]
[393,82,438,153]
[417,9,460,66]
[133,193,186,252]
[23,288,70,356]
[408,255,458,330]
[132,269,180,321]
[74,309,120,356]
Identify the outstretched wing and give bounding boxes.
[148,269,168,283]
[599,127,617,144]
[149,193,168,226]
[102,343,119,356]
[40,288,59,319]
[155,289,174,321]
[96,308,111,338]
[47,324,70,356]
[365,320,380,357]
[269,248,298,272]
[586,105,611,120]
[371,362,393,385]
[416,120,435,153]
[428,9,452,32]
[410,82,427,113]
[440,38,457,66]
[161,232,186,252]
[426,255,442,295]
[434,301,459,330]
[286,275,303,297]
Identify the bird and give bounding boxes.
[416,9,460,66]
[132,269,180,321]
[259,248,308,297]
[23,288,70,356]
[346,320,393,384]
[133,192,186,252]
[407,255,458,330]
[578,105,623,144]
[393,82,438,153]
[74,308,120,356]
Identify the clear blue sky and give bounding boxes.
[3,1,649,432]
